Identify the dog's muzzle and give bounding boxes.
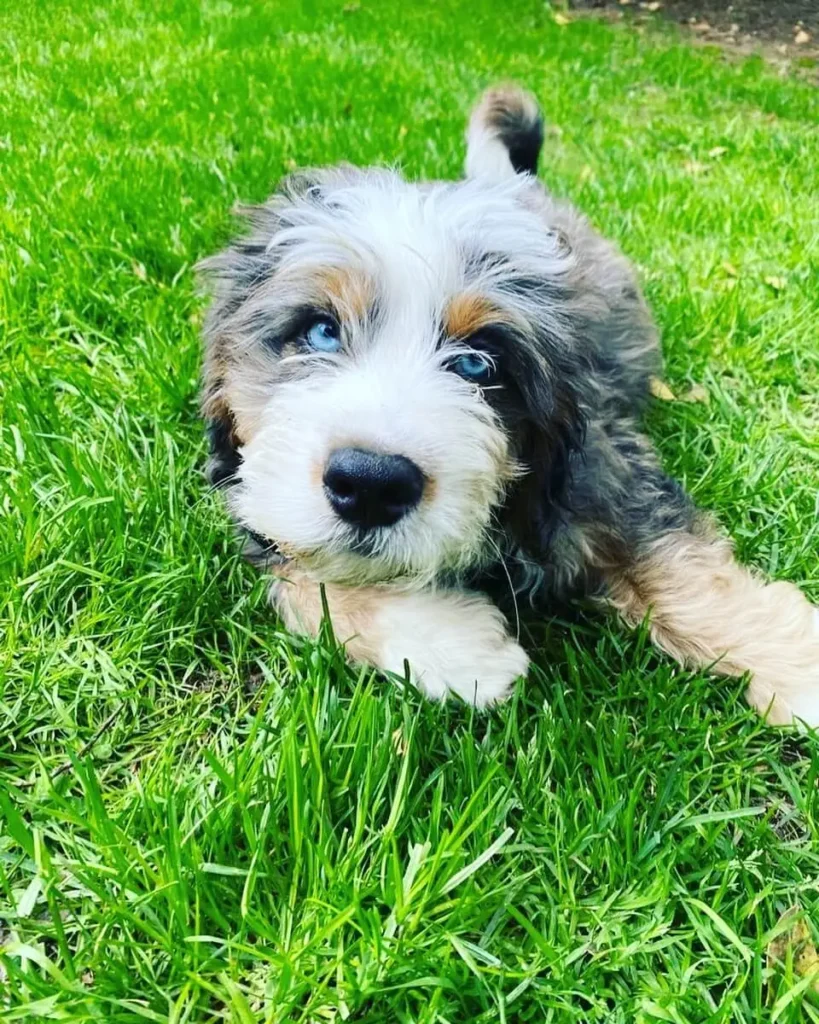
[323,447,425,531]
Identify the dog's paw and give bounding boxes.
[406,632,529,707]
[782,607,819,728]
[747,606,819,728]
[376,590,529,706]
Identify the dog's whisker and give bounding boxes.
[206,472,240,494]
[484,532,522,643]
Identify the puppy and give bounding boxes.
[199,86,819,726]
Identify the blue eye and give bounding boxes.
[449,351,495,383]
[305,317,341,352]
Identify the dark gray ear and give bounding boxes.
[196,204,283,490]
[196,169,329,340]
[198,311,246,493]
[197,170,333,488]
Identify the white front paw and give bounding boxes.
[783,689,819,729]
[784,607,819,727]
[406,632,529,706]
[748,607,819,728]
[376,591,528,706]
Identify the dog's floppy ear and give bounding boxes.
[197,227,271,489]
[197,201,283,488]
[465,85,544,182]
[196,172,332,488]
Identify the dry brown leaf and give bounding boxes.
[650,376,676,401]
[682,383,709,404]
[794,29,811,45]
[618,0,633,6]
[640,2,662,11]
[683,159,707,175]
[765,276,786,292]
[691,21,711,33]
[391,727,408,756]
[767,906,819,991]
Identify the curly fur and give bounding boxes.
[198,86,819,726]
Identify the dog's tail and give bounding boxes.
[465,85,544,182]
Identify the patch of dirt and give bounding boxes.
[570,0,819,77]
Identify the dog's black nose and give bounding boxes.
[323,447,425,530]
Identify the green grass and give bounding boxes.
[1,1,819,1020]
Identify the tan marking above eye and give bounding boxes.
[316,266,375,322]
[444,293,509,339]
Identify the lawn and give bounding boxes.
[1,0,818,1020]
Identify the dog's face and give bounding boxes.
[201,167,584,585]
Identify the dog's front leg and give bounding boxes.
[271,571,529,705]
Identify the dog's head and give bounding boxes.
[199,87,591,586]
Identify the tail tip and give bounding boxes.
[467,85,544,179]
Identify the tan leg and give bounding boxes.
[271,570,528,706]
[603,529,819,725]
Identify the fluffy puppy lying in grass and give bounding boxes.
[199,85,819,726]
